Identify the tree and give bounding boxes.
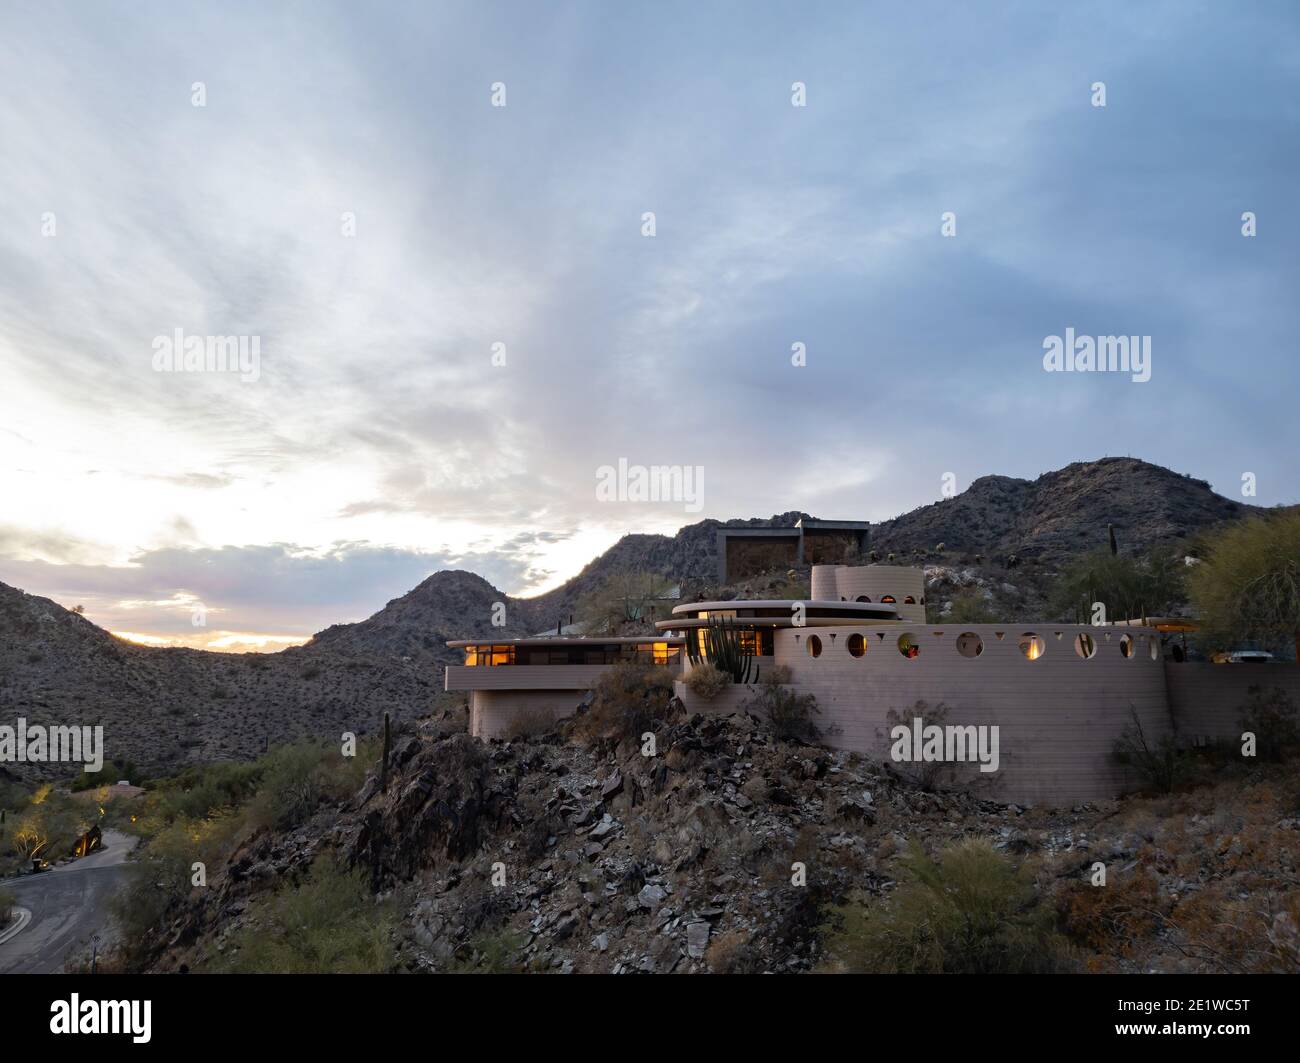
[1188,510,1300,660]
[1050,546,1186,624]
[574,569,674,635]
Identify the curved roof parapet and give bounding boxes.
[670,599,899,618]
[447,636,684,648]
[659,600,902,631]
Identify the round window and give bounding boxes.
[897,633,919,659]
[1074,632,1097,659]
[847,633,866,658]
[1120,634,1134,658]
[956,632,983,658]
[1018,633,1045,660]
[806,635,822,658]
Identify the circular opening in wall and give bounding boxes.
[855,595,870,602]
[1120,634,1134,658]
[956,632,983,658]
[847,633,866,658]
[1171,643,1185,662]
[1074,633,1097,659]
[897,633,920,659]
[904,595,916,604]
[1018,632,1045,660]
[806,635,822,658]
[881,595,896,604]
[1149,637,1160,661]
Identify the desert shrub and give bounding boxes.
[944,589,1001,624]
[145,760,265,825]
[705,928,752,973]
[1113,706,1190,793]
[820,840,1066,973]
[0,886,14,927]
[70,757,138,792]
[1238,685,1299,762]
[744,683,820,743]
[1167,888,1300,973]
[881,700,953,791]
[450,929,527,973]
[1057,868,1165,957]
[245,740,370,832]
[502,707,557,741]
[111,810,243,969]
[7,796,84,866]
[212,859,396,974]
[684,662,730,700]
[572,661,679,746]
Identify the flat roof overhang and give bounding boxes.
[446,636,685,648]
[670,599,900,618]
[656,616,903,632]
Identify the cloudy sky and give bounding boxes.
[1,1,1297,649]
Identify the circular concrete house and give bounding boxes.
[657,565,1170,806]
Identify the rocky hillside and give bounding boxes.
[872,458,1258,564]
[139,705,1300,975]
[145,709,1010,974]
[0,582,444,781]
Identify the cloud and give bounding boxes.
[0,1,1297,641]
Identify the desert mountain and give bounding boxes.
[870,458,1259,563]
[0,458,1265,778]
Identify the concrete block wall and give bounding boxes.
[770,622,1169,805]
[1164,662,1300,744]
[469,689,589,739]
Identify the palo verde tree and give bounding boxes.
[1187,509,1300,660]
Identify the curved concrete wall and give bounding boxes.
[676,622,1168,806]
[811,565,927,622]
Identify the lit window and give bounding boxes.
[847,633,866,658]
[1018,633,1045,660]
[881,595,896,604]
[1120,634,1135,659]
[903,596,915,604]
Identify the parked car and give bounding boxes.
[1221,649,1275,664]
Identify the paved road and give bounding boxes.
[0,829,138,974]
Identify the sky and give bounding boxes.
[1,0,1297,650]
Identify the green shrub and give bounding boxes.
[684,662,730,700]
[571,661,679,746]
[450,929,527,973]
[111,810,243,969]
[820,840,1067,973]
[211,858,396,974]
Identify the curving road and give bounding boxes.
[0,829,137,974]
